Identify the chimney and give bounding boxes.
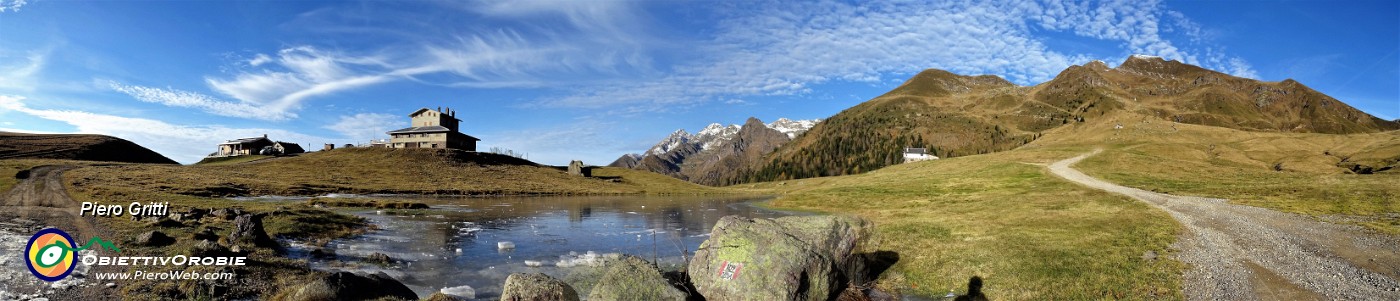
[437,106,442,113]
[263,134,267,139]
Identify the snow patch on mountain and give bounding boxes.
[695,123,742,150]
[646,129,692,156]
[767,118,821,139]
[641,118,819,156]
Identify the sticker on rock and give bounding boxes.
[717,261,742,280]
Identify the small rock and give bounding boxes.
[134,230,175,247]
[228,214,279,249]
[190,228,219,241]
[105,282,116,288]
[366,252,392,264]
[309,247,336,259]
[189,240,230,257]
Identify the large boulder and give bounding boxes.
[500,273,580,301]
[277,271,417,301]
[588,255,687,301]
[688,215,872,301]
[228,214,279,249]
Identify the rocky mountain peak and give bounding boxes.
[646,129,693,156]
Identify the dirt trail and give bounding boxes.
[1049,151,1400,300]
[1,165,100,237]
[0,165,116,300]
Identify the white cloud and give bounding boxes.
[206,46,395,115]
[323,113,399,142]
[0,49,45,92]
[1224,57,1260,79]
[469,0,642,45]
[248,53,272,66]
[534,0,1262,110]
[0,0,25,12]
[0,95,339,164]
[484,120,630,165]
[108,82,295,121]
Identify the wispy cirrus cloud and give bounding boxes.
[108,46,397,121]
[0,49,45,92]
[108,82,295,121]
[0,0,26,12]
[323,113,399,142]
[152,1,656,120]
[207,46,395,115]
[536,0,1260,109]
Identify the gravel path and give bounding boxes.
[0,165,117,300]
[1049,150,1400,300]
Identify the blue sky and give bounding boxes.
[0,0,1395,165]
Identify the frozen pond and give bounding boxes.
[298,195,799,299]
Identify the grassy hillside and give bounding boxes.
[0,131,178,164]
[733,57,1398,185]
[734,109,1399,298]
[66,147,722,198]
[1032,112,1400,233]
[738,147,1183,299]
[733,70,1041,183]
[193,154,273,166]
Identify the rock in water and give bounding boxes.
[366,252,392,264]
[500,272,580,301]
[228,214,279,249]
[279,271,418,301]
[688,215,872,301]
[588,255,687,301]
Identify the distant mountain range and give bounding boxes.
[731,55,1399,184]
[622,55,1398,186]
[608,117,820,185]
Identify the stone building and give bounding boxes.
[212,134,304,157]
[385,107,480,151]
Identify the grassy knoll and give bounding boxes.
[66,147,722,198]
[740,147,1183,300]
[193,154,273,166]
[1036,114,1400,234]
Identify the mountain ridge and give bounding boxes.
[732,55,1398,184]
[608,117,820,185]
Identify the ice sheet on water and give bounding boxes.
[552,250,618,268]
[440,285,475,299]
[227,195,311,201]
[455,222,483,236]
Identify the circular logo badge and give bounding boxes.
[25,228,77,282]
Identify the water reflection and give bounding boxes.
[301,195,798,299]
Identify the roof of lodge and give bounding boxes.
[386,126,453,134]
[274,141,305,153]
[386,126,481,141]
[219,136,270,145]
